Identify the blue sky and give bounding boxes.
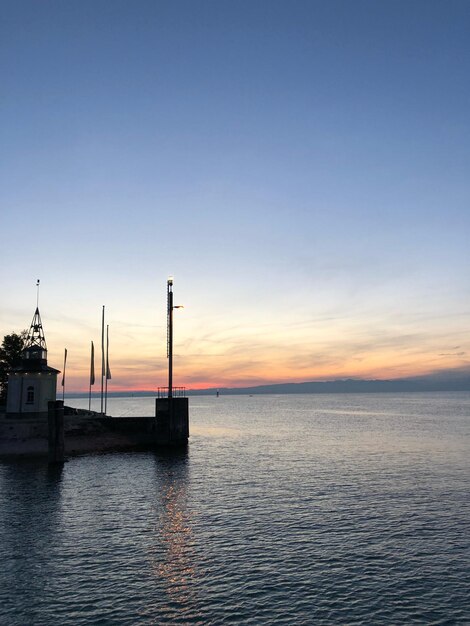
[1,0,469,390]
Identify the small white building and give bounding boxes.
[6,307,59,419]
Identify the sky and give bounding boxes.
[1,0,469,392]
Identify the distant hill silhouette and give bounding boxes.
[69,370,469,398]
[188,374,469,395]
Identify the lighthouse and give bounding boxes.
[6,307,59,419]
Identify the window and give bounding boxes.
[26,386,34,404]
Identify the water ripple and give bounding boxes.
[0,393,469,625]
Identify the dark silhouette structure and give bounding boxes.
[154,278,189,447]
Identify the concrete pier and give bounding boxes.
[155,397,189,446]
[1,406,189,458]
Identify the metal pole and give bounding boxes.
[89,340,94,412]
[105,325,109,415]
[168,279,173,398]
[62,348,67,403]
[100,305,105,415]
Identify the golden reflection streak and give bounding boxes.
[155,482,195,595]
[142,461,203,624]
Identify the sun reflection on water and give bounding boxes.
[156,481,195,594]
[142,453,203,623]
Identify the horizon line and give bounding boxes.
[62,372,469,396]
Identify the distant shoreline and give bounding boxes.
[63,376,469,398]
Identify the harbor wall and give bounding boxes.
[0,412,158,457]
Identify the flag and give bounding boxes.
[90,341,95,385]
[61,348,67,387]
[106,325,112,380]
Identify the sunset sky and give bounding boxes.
[1,1,469,392]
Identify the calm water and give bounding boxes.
[0,393,469,625]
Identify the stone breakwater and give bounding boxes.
[0,408,155,457]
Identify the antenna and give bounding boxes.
[36,279,40,309]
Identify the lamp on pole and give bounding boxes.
[167,277,183,399]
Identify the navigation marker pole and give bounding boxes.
[167,277,184,399]
[167,278,173,398]
[155,277,188,446]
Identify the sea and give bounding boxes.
[0,392,469,625]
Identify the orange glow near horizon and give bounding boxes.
[50,339,469,394]
[4,291,469,394]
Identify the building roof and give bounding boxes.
[11,363,60,374]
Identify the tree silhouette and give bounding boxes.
[0,331,27,403]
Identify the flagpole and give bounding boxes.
[62,348,67,403]
[89,340,95,412]
[101,305,105,415]
[105,324,109,415]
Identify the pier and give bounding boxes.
[0,278,189,460]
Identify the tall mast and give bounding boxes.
[166,277,183,398]
[167,278,173,398]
